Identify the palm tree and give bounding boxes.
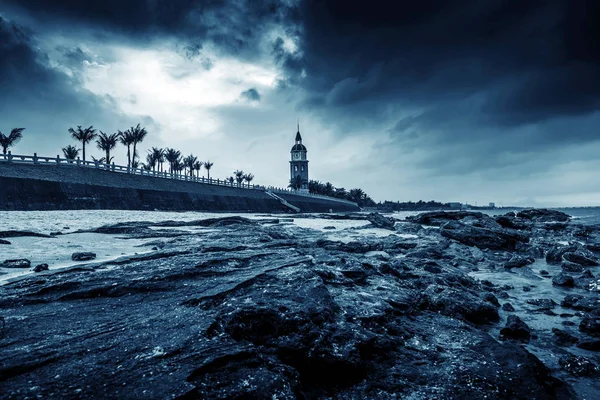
[204,161,214,179]
[119,130,134,168]
[349,188,365,202]
[128,124,148,167]
[62,145,79,160]
[150,147,165,172]
[289,175,306,191]
[96,131,119,164]
[324,182,334,196]
[145,152,157,172]
[165,148,181,174]
[234,170,245,186]
[68,125,97,162]
[227,176,235,185]
[243,173,254,188]
[0,128,25,155]
[193,161,203,178]
[91,155,106,163]
[183,154,198,177]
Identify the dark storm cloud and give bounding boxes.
[240,88,261,102]
[5,0,299,59]
[284,0,600,132]
[0,16,150,152]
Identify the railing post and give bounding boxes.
[76,157,81,166]
[56,155,60,165]
[7,151,12,163]
[111,162,115,172]
[33,153,38,164]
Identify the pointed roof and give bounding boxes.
[295,130,302,142]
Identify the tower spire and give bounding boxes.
[297,118,300,133]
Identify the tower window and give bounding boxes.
[301,166,304,171]
[294,165,298,172]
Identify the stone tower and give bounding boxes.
[290,123,309,193]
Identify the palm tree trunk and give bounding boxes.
[207,170,210,180]
[106,150,110,164]
[132,143,137,167]
[82,143,86,162]
[127,146,131,168]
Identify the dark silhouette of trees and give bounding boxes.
[234,170,245,186]
[289,175,306,190]
[204,161,214,179]
[62,145,79,160]
[165,148,181,174]
[96,131,119,164]
[68,125,97,162]
[0,127,25,154]
[128,124,148,167]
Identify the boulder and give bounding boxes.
[552,328,579,346]
[366,213,396,230]
[552,273,575,287]
[71,252,97,262]
[526,298,556,310]
[0,239,10,245]
[407,211,500,229]
[440,221,529,251]
[418,286,499,325]
[502,303,515,312]
[561,261,585,273]
[500,315,531,341]
[1,259,31,268]
[580,315,600,337]
[33,263,49,273]
[323,226,336,230]
[516,209,571,222]
[577,340,600,351]
[503,255,534,269]
[558,354,599,377]
[563,251,599,267]
[546,244,580,265]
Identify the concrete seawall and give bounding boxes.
[0,163,360,212]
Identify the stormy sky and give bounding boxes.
[1,1,599,206]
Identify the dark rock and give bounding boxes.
[552,328,579,346]
[418,286,500,325]
[440,221,529,251]
[495,215,531,230]
[526,298,556,310]
[1,258,31,268]
[561,261,585,273]
[580,315,600,337]
[0,230,52,239]
[71,252,97,262]
[503,255,534,269]
[577,340,600,351]
[552,273,575,287]
[151,246,159,251]
[539,270,549,275]
[546,244,580,265]
[523,286,532,292]
[500,315,531,341]
[33,263,49,273]
[366,213,396,230]
[483,293,500,307]
[502,303,515,312]
[323,226,336,230]
[0,239,10,245]
[563,251,599,266]
[558,354,599,377]
[569,297,599,312]
[516,209,571,222]
[561,295,584,309]
[407,211,498,227]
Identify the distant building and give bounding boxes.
[489,202,496,208]
[448,202,462,209]
[290,124,309,193]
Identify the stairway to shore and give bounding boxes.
[266,191,301,213]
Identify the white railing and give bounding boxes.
[0,151,359,207]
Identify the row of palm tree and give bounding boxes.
[227,170,254,187]
[307,179,375,206]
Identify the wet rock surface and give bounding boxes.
[71,252,97,261]
[1,209,599,398]
[1,259,31,269]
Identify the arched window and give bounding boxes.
[294,165,298,172]
[301,166,304,172]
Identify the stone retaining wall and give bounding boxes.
[0,163,360,212]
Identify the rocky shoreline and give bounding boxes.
[0,210,599,398]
